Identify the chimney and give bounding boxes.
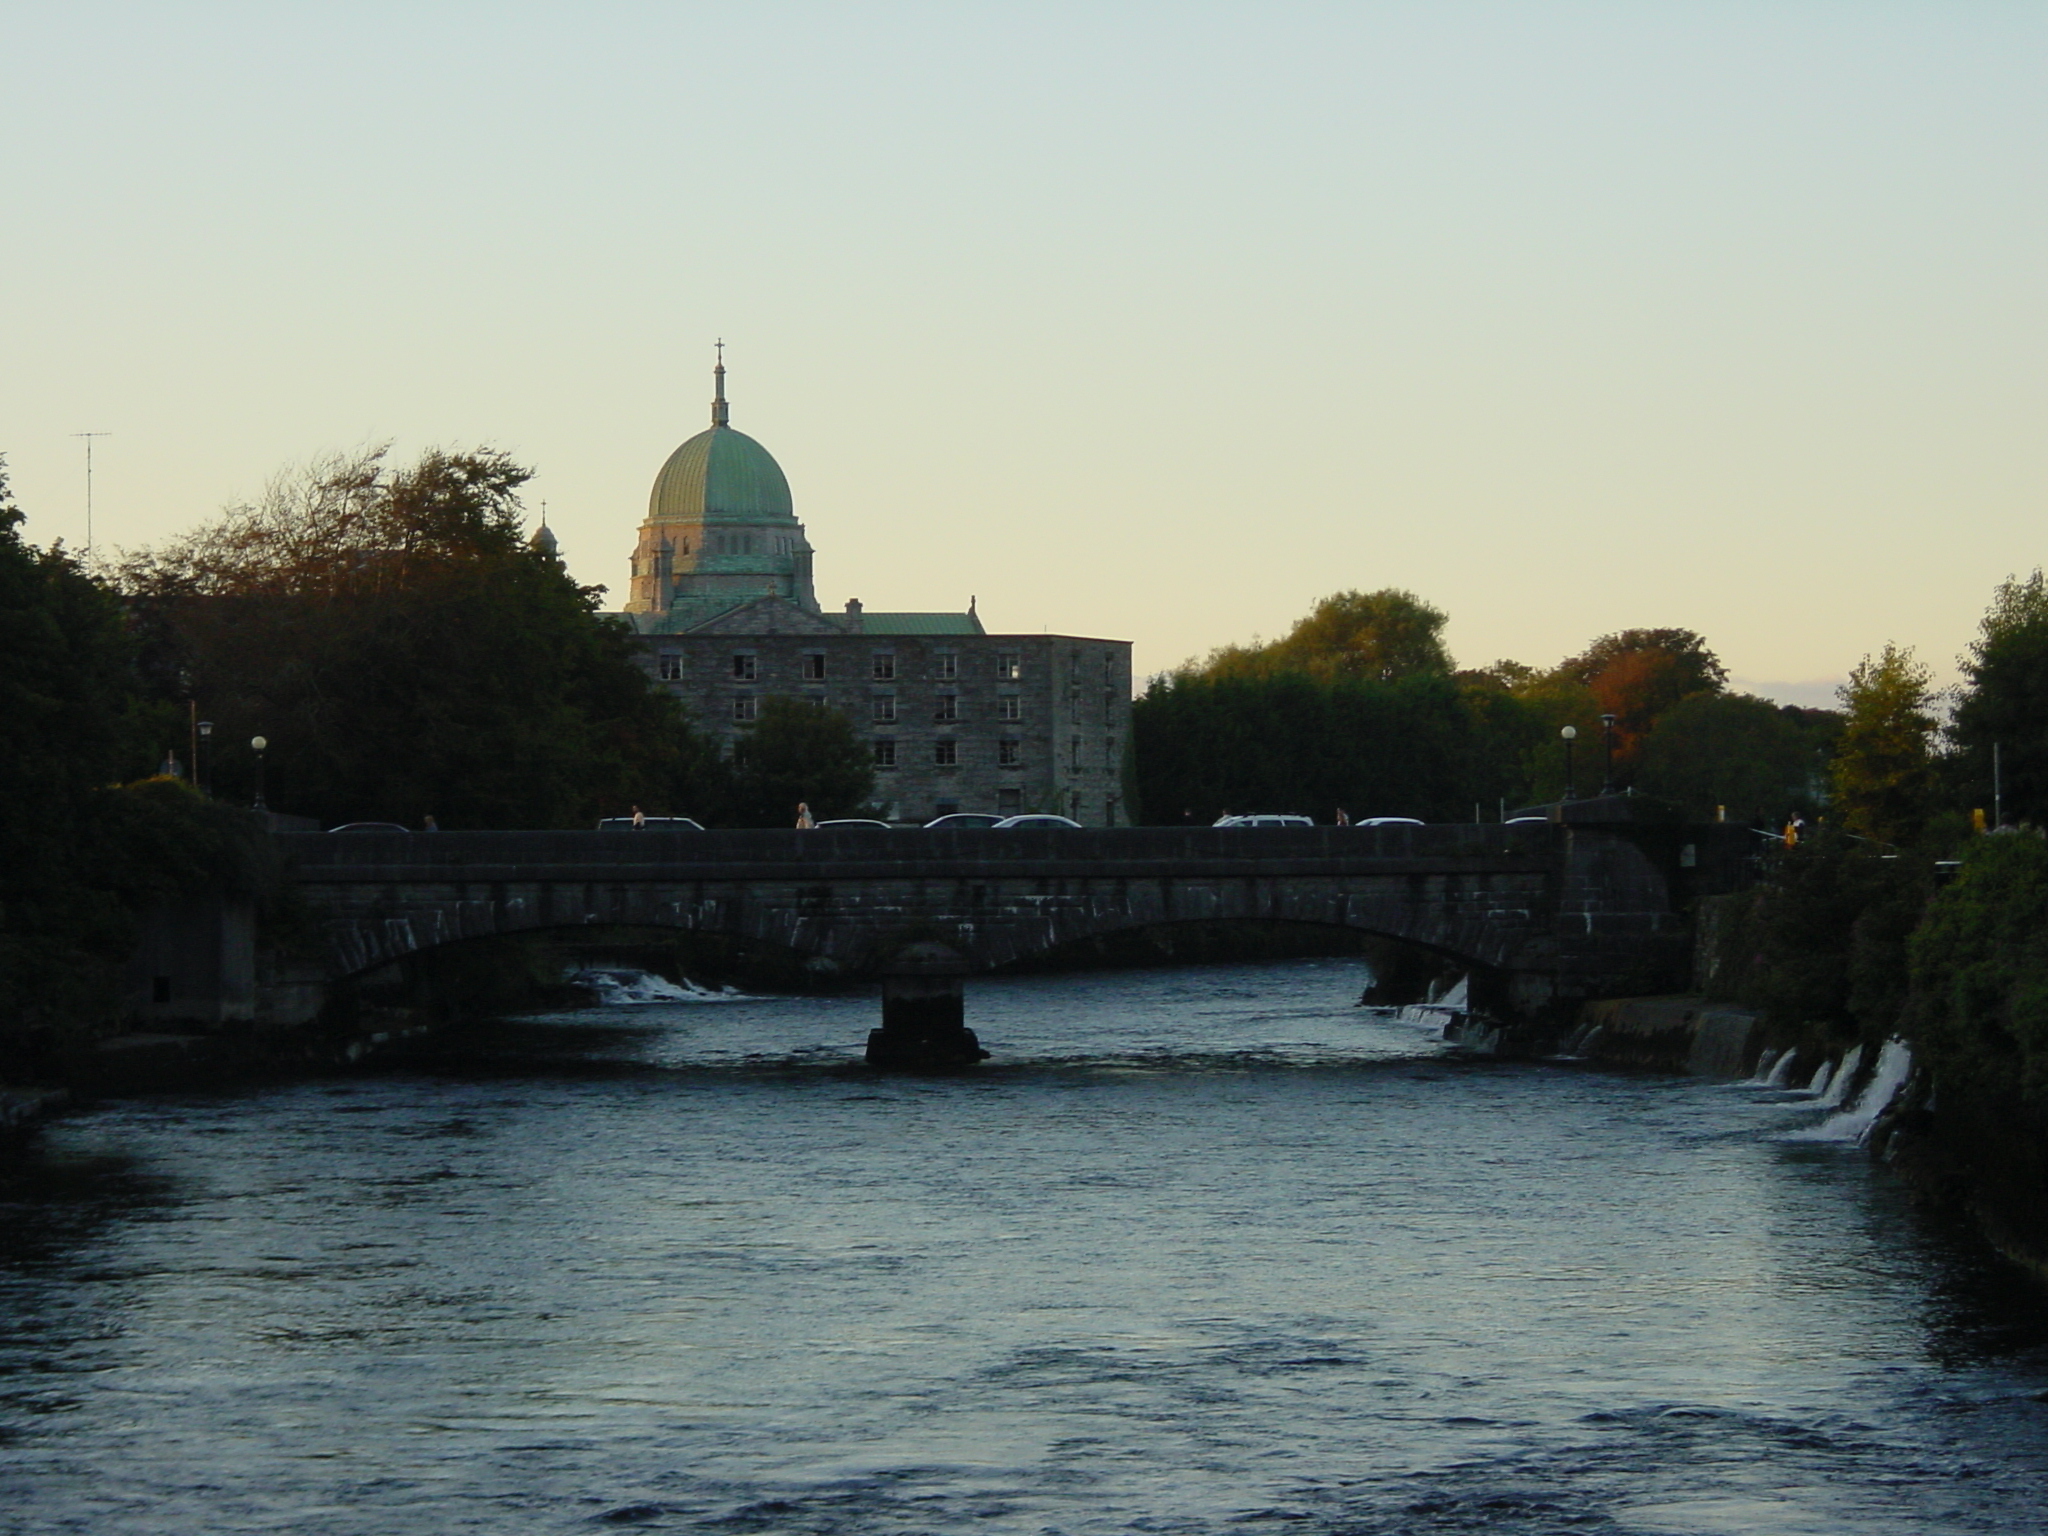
[845,598,863,616]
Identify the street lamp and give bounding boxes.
[1599,713,1617,795]
[1560,725,1578,801]
[251,735,268,812]
[197,720,213,797]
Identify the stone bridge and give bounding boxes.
[272,818,1755,1057]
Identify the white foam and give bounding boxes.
[1790,1039,1913,1144]
[1804,1060,1833,1098]
[1764,1049,1799,1088]
[569,968,748,1006]
[1431,975,1470,1009]
[1746,1048,1780,1085]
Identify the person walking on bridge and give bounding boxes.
[795,802,815,830]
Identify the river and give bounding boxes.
[4,958,2045,1534]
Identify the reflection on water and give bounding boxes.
[2,959,2045,1534]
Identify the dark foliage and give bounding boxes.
[119,447,714,829]
[1132,670,1523,824]
[1633,693,1838,824]
[723,697,877,827]
[1950,570,2048,825]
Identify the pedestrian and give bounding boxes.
[423,814,439,832]
[1335,807,1351,827]
[631,804,646,830]
[795,802,815,830]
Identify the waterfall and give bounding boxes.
[1792,1039,1914,1144]
[1764,1049,1799,1088]
[1747,1048,1780,1085]
[1436,975,1469,1010]
[1805,1060,1834,1098]
[1816,1044,1865,1109]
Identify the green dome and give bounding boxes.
[647,425,793,525]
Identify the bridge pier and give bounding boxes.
[867,943,989,1071]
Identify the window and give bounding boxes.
[872,653,896,680]
[1104,653,1117,682]
[802,653,826,680]
[933,694,958,722]
[1105,690,1118,722]
[998,740,1021,767]
[935,653,957,680]
[934,740,958,767]
[658,653,683,681]
[1106,735,1118,765]
[732,654,757,681]
[733,696,757,722]
[998,787,1022,812]
[1071,736,1082,769]
[996,652,1020,680]
[872,697,897,723]
[934,797,959,817]
[999,696,1021,722]
[873,740,897,768]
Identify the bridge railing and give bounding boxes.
[276,822,1566,874]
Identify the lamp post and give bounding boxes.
[197,720,213,797]
[1560,725,1578,801]
[1599,713,1617,795]
[251,735,268,812]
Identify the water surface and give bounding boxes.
[4,960,2044,1533]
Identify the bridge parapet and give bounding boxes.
[272,821,1755,1014]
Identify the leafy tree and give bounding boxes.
[1950,569,2048,825]
[1829,643,1938,846]
[1634,693,1838,823]
[1553,627,1727,771]
[724,697,876,826]
[1133,670,1491,824]
[0,456,150,1049]
[120,446,710,829]
[1187,589,1452,685]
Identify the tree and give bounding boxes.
[1951,569,2048,825]
[119,446,707,829]
[1187,589,1453,685]
[725,697,876,826]
[0,456,150,1049]
[1829,643,1937,846]
[1633,693,1837,823]
[1553,627,1727,771]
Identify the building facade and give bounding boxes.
[611,359,1133,824]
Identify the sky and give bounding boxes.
[5,2,2044,704]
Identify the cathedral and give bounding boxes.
[610,355,1133,825]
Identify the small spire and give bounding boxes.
[711,339,729,428]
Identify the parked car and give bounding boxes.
[1503,816,1549,827]
[596,816,705,830]
[924,812,1005,830]
[812,818,893,830]
[1215,814,1314,828]
[1359,817,1425,828]
[991,814,1084,830]
[328,822,410,833]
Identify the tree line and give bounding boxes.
[1131,589,1841,826]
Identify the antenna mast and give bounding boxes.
[71,432,111,553]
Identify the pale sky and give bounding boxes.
[5,3,2044,703]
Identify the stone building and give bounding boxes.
[612,357,1133,824]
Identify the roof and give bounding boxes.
[859,612,987,636]
[647,425,794,526]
